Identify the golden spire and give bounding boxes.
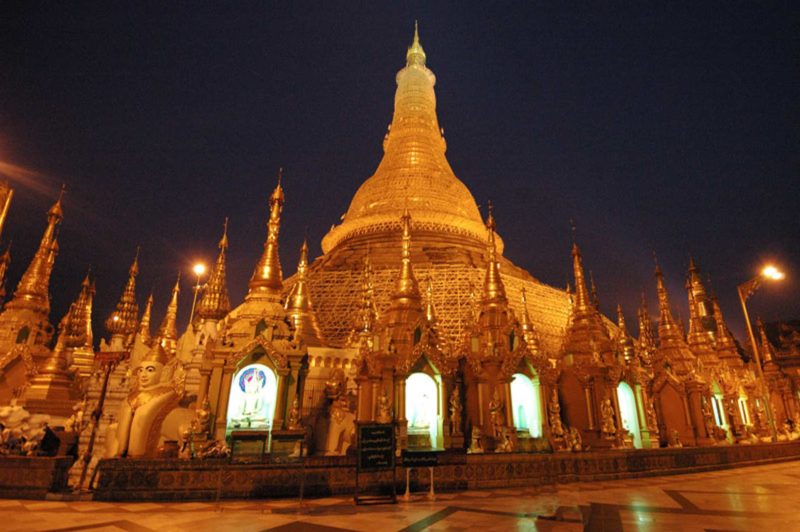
[355,253,378,335]
[286,238,324,346]
[154,274,180,353]
[589,270,600,311]
[571,243,591,312]
[520,288,542,354]
[616,304,635,362]
[406,20,427,67]
[424,276,437,323]
[757,318,776,365]
[248,170,284,296]
[105,249,140,337]
[390,209,422,308]
[6,189,63,315]
[65,271,94,350]
[712,296,737,351]
[686,288,713,352]
[197,218,231,321]
[0,242,11,300]
[637,292,656,351]
[481,203,507,306]
[137,292,154,344]
[654,263,680,338]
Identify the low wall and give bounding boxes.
[0,456,75,499]
[89,441,800,501]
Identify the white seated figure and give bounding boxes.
[111,344,181,458]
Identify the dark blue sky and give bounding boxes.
[1,2,798,343]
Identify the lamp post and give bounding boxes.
[737,264,785,442]
[188,262,207,326]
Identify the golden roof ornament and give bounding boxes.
[105,249,140,337]
[756,318,776,365]
[197,218,231,321]
[248,170,284,297]
[589,270,600,311]
[390,209,422,309]
[286,238,324,346]
[406,20,426,67]
[137,292,154,344]
[65,271,94,349]
[154,274,180,353]
[520,288,542,354]
[654,262,680,339]
[616,304,635,362]
[351,253,378,340]
[6,188,64,315]
[481,203,507,307]
[571,243,592,312]
[424,276,438,324]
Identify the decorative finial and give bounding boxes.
[406,20,426,66]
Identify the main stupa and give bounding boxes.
[296,26,573,353]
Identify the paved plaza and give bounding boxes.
[2,460,800,531]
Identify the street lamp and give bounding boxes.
[737,264,785,442]
[188,262,207,326]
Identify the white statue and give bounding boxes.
[111,344,182,458]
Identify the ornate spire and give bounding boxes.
[481,203,507,307]
[757,318,776,365]
[105,249,140,338]
[571,243,591,312]
[354,253,378,336]
[406,20,427,67]
[286,238,324,346]
[137,292,154,344]
[248,170,284,297]
[6,189,63,315]
[589,270,600,311]
[616,304,635,362]
[637,292,656,353]
[390,209,421,309]
[66,271,94,349]
[0,242,11,300]
[520,288,542,354]
[155,275,180,353]
[654,263,680,339]
[424,277,437,324]
[712,297,737,351]
[197,218,231,321]
[686,286,715,354]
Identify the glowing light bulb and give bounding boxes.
[193,263,207,277]
[761,265,785,281]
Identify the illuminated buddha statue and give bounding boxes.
[112,344,180,457]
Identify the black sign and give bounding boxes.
[358,423,395,471]
[401,450,440,468]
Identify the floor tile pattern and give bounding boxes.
[2,460,800,531]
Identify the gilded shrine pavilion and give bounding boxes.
[0,27,799,491]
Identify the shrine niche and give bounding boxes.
[510,372,542,438]
[226,363,277,432]
[406,371,440,449]
[616,381,642,448]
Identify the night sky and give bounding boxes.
[1,3,798,344]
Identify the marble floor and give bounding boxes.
[2,460,800,531]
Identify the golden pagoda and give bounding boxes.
[294,25,573,357]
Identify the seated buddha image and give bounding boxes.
[408,389,433,431]
[228,365,275,429]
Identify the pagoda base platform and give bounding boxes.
[89,441,800,502]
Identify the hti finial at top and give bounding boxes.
[406,21,426,66]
